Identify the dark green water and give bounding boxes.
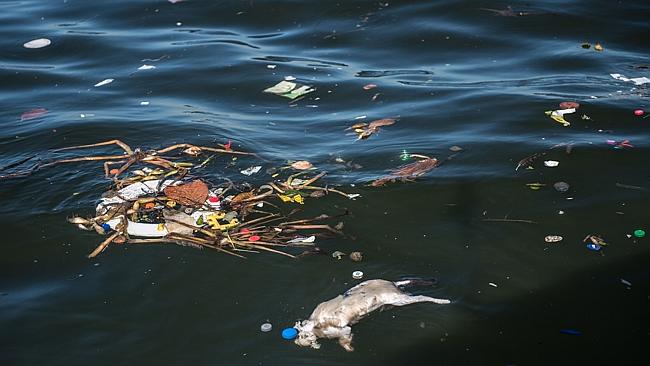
[1,1,649,365]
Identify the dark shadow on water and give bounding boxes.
[382,251,650,366]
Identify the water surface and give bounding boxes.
[1,1,649,365]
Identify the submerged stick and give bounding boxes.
[482,218,537,224]
[88,231,121,258]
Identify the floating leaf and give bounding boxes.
[516,152,546,171]
[372,157,438,186]
[368,118,396,129]
[290,160,313,170]
[163,180,209,207]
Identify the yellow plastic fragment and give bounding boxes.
[278,193,305,204]
[545,110,570,127]
[278,194,292,202]
[526,183,546,190]
[206,212,226,229]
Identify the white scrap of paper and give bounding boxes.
[552,108,576,117]
[610,73,650,85]
[544,160,559,167]
[138,64,156,70]
[94,79,114,87]
[288,235,316,244]
[240,166,262,176]
[264,80,296,94]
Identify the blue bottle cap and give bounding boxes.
[101,223,111,232]
[586,243,601,251]
[281,327,298,340]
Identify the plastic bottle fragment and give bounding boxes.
[545,108,575,126]
[94,79,114,87]
[544,235,563,243]
[553,182,570,192]
[240,166,262,176]
[23,38,51,49]
[586,243,601,251]
[610,73,650,86]
[281,327,298,340]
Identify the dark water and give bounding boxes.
[1,0,649,365]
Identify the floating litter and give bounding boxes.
[260,323,272,332]
[352,270,364,279]
[586,243,601,251]
[620,278,632,287]
[23,38,51,49]
[544,235,563,243]
[94,79,114,87]
[553,182,570,192]
[264,80,314,100]
[634,229,645,238]
[281,327,298,340]
[544,160,559,167]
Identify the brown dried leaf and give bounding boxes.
[357,128,377,140]
[368,118,396,129]
[310,190,326,198]
[390,158,438,177]
[291,160,314,170]
[163,180,209,207]
[371,158,439,186]
[348,122,367,130]
[231,191,254,203]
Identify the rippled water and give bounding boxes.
[1,1,649,365]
